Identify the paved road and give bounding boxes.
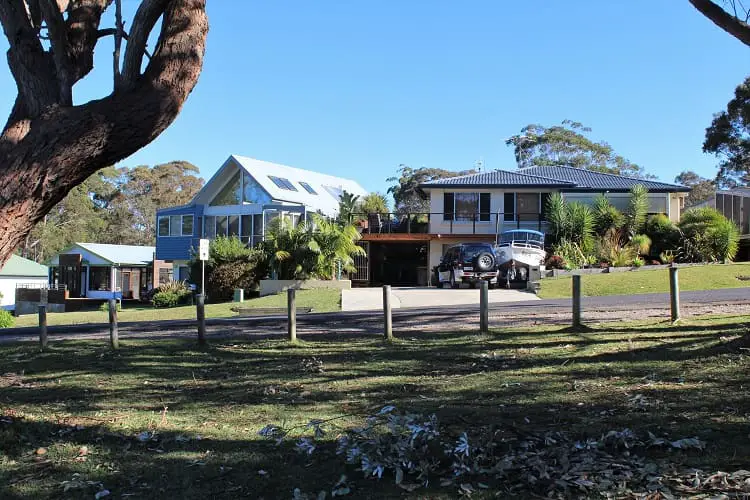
[1,287,747,344]
[341,286,538,311]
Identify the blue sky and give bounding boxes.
[1,1,748,199]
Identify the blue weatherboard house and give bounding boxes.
[155,155,368,280]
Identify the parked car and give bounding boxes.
[435,243,498,289]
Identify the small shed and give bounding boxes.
[0,255,49,312]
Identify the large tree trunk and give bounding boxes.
[0,0,208,266]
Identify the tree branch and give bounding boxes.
[113,0,123,89]
[65,0,111,82]
[39,0,73,104]
[122,0,168,86]
[689,0,750,46]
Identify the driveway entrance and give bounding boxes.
[341,286,539,311]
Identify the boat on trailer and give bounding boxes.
[494,229,546,285]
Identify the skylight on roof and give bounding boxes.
[268,175,298,191]
[322,185,344,200]
[299,182,318,195]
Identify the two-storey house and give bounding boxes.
[353,166,689,286]
[155,155,367,279]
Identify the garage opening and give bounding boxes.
[368,242,429,286]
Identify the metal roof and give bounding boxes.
[420,166,689,192]
[0,254,48,277]
[76,243,155,266]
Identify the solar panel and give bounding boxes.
[268,175,298,191]
[299,182,318,195]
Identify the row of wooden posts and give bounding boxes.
[36,268,684,351]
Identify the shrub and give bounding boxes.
[679,208,740,262]
[597,229,635,267]
[645,214,680,259]
[625,184,649,235]
[630,234,652,256]
[610,246,636,267]
[158,279,190,295]
[553,239,591,270]
[545,255,566,270]
[593,194,624,235]
[152,291,181,308]
[632,256,645,267]
[0,309,14,328]
[660,250,675,264]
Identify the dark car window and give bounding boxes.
[461,244,492,260]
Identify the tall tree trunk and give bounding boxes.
[0,0,208,266]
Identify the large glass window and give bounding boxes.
[89,266,111,291]
[517,193,540,222]
[159,268,173,285]
[454,193,478,221]
[241,215,252,243]
[210,171,242,206]
[443,193,454,221]
[203,216,216,238]
[479,193,490,222]
[182,215,194,236]
[504,193,515,222]
[443,192,491,221]
[228,215,240,237]
[216,215,229,237]
[158,216,170,236]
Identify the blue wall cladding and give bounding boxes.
[156,205,204,261]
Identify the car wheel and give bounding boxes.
[469,281,476,289]
[450,271,459,289]
[488,282,496,290]
[475,252,495,272]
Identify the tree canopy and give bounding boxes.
[703,76,750,188]
[505,120,653,179]
[18,162,204,262]
[675,171,716,206]
[387,165,477,215]
[0,0,208,266]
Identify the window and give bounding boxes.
[322,185,343,200]
[182,215,194,236]
[241,215,252,243]
[169,215,181,236]
[517,193,540,222]
[216,215,229,237]
[228,215,240,237]
[158,216,170,236]
[299,182,318,195]
[203,216,216,238]
[479,193,490,222]
[443,193,454,221]
[442,192,491,222]
[178,266,190,282]
[541,193,551,221]
[159,268,173,285]
[89,266,111,291]
[268,175,297,191]
[504,193,515,222]
[210,171,242,206]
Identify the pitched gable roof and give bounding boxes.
[419,166,689,193]
[232,156,368,215]
[75,243,155,266]
[0,254,48,277]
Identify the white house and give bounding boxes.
[0,255,48,312]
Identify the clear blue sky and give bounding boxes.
[1,1,748,199]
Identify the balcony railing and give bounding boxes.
[349,212,547,235]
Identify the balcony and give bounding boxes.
[350,212,547,236]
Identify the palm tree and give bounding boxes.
[260,217,318,279]
[309,214,366,279]
[625,185,649,236]
[338,190,361,224]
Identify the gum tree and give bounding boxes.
[0,0,208,265]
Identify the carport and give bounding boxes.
[367,241,429,286]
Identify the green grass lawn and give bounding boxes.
[1,315,748,498]
[538,262,750,299]
[9,289,341,328]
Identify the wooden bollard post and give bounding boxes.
[196,294,206,346]
[479,280,489,334]
[108,299,119,350]
[572,275,582,329]
[669,266,680,323]
[38,305,47,351]
[383,285,393,341]
[288,288,297,342]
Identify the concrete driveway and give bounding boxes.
[341,286,539,311]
